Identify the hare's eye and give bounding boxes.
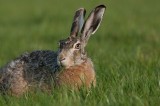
[75,43,81,49]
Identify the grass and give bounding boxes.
[0,0,160,105]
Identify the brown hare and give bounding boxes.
[0,5,106,96]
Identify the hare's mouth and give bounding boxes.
[58,58,75,68]
[59,58,66,61]
[59,58,66,65]
[58,58,67,67]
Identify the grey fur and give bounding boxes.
[0,50,59,95]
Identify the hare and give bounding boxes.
[0,5,106,96]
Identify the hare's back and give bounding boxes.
[23,50,59,72]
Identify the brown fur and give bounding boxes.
[55,58,96,89]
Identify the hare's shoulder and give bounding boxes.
[21,50,59,72]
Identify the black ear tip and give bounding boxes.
[77,8,85,11]
[77,8,86,13]
[76,8,86,16]
[96,4,106,9]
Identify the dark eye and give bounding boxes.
[75,43,81,49]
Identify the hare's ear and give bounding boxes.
[80,5,106,46]
[70,8,86,38]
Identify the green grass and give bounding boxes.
[0,0,160,105]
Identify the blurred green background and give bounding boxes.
[0,0,160,105]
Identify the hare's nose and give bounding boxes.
[59,55,66,61]
[60,58,66,61]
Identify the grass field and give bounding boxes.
[0,0,160,105]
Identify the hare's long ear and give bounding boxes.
[70,8,86,38]
[80,5,106,46]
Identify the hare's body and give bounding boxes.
[0,51,94,96]
[0,5,106,96]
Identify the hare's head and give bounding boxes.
[57,5,106,68]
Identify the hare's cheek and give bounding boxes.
[74,50,80,56]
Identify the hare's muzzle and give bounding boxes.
[58,54,66,62]
[57,54,68,67]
